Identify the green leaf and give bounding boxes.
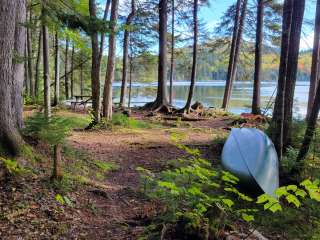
[300,179,312,187]
[242,213,254,222]
[269,203,282,213]
[285,194,301,208]
[286,185,298,192]
[295,189,307,198]
[275,186,288,197]
[196,203,207,214]
[222,198,234,208]
[55,194,65,205]
[256,194,269,204]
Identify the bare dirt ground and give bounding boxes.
[66,124,228,239]
[1,108,232,239]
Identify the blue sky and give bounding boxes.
[102,0,317,50]
[199,0,316,50]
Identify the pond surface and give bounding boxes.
[113,80,310,117]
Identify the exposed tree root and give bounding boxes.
[143,101,176,114]
[162,116,207,121]
[175,101,205,116]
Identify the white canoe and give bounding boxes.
[221,128,279,196]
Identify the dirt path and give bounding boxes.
[67,126,227,239]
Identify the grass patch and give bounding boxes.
[111,113,155,129]
[93,160,119,172]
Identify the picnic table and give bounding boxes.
[71,95,93,110]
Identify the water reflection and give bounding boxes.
[112,81,309,116]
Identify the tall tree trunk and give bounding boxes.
[89,0,101,124]
[99,0,111,64]
[54,31,60,106]
[103,0,119,120]
[35,28,42,98]
[25,42,30,97]
[120,0,136,108]
[0,0,25,156]
[252,0,264,115]
[128,54,133,109]
[306,0,320,119]
[169,0,175,105]
[64,37,69,99]
[13,0,27,130]
[145,0,170,112]
[270,0,293,158]
[184,0,198,113]
[282,0,305,148]
[80,59,84,96]
[296,70,320,167]
[42,3,51,120]
[27,7,34,98]
[71,43,74,98]
[221,0,242,109]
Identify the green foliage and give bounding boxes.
[94,113,156,130]
[55,194,73,207]
[23,113,85,145]
[0,158,27,175]
[137,137,320,238]
[93,160,119,172]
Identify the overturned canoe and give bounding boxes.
[221,128,279,196]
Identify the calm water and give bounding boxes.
[112,81,310,116]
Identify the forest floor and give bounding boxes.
[0,107,271,239]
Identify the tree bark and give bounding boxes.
[13,0,27,130]
[252,0,264,115]
[184,0,198,113]
[89,0,101,124]
[0,0,25,156]
[282,0,305,148]
[71,43,75,98]
[103,0,119,120]
[99,0,111,64]
[270,0,293,158]
[42,2,51,120]
[80,59,84,96]
[27,7,34,98]
[169,0,175,105]
[51,144,63,180]
[120,0,136,108]
[35,28,42,98]
[54,31,60,106]
[144,0,170,112]
[306,0,320,120]
[221,0,242,109]
[296,82,320,168]
[64,37,69,99]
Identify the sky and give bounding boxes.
[199,0,317,50]
[100,0,317,51]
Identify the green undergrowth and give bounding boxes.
[54,146,119,194]
[95,112,160,130]
[137,133,320,239]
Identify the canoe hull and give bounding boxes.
[221,128,279,196]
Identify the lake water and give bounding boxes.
[112,81,310,117]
